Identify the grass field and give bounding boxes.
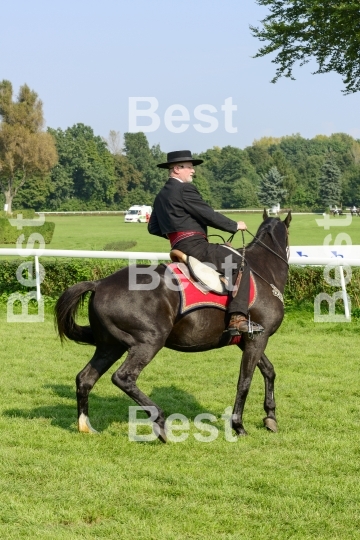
[0,310,360,539]
[2,212,360,252]
[46,212,360,250]
[1,213,360,538]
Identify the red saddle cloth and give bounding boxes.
[166,263,257,315]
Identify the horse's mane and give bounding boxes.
[245,217,282,251]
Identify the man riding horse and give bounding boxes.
[148,150,264,336]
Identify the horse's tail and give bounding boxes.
[55,281,97,345]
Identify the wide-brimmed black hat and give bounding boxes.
[157,150,203,169]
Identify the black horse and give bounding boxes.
[55,210,291,440]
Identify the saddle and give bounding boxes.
[166,253,257,316]
[170,249,228,295]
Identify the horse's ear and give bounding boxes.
[283,211,292,228]
[263,208,269,220]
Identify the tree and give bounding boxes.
[113,154,143,208]
[319,155,342,207]
[13,172,52,211]
[48,124,116,210]
[232,177,259,208]
[341,164,360,205]
[245,141,275,177]
[270,149,297,204]
[251,1,360,94]
[192,173,212,205]
[147,143,167,195]
[199,145,259,208]
[0,80,58,214]
[123,133,166,197]
[103,130,123,155]
[258,166,287,207]
[340,140,360,204]
[123,132,153,173]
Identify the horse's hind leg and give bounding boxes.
[76,344,127,433]
[111,342,167,442]
[257,353,277,432]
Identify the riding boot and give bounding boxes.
[227,313,264,336]
[225,265,265,336]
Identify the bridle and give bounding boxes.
[245,227,289,267]
[226,221,290,267]
[227,221,290,305]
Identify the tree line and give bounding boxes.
[1,80,360,213]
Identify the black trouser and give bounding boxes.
[174,235,250,315]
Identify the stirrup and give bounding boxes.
[224,315,264,339]
[226,326,242,337]
[247,315,264,340]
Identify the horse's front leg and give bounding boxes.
[232,337,268,436]
[257,352,277,432]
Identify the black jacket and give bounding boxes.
[148,178,238,239]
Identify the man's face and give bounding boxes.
[172,161,195,182]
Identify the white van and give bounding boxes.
[124,205,152,223]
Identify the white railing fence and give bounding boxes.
[1,246,359,320]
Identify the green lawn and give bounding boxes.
[2,212,359,252]
[0,310,360,539]
[1,214,360,538]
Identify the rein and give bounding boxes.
[211,225,289,303]
[227,225,289,305]
[212,227,289,267]
[245,229,289,267]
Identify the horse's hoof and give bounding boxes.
[158,428,167,443]
[78,413,99,434]
[263,417,278,432]
[231,414,247,436]
[153,423,167,443]
[233,427,247,436]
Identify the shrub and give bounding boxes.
[0,209,37,219]
[0,262,359,312]
[12,209,36,218]
[0,219,55,244]
[103,241,137,251]
[0,259,128,297]
[284,266,360,308]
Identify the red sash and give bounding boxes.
[167,231,206,249]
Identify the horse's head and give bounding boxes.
[247,209,291,259]
[263,208,291,229]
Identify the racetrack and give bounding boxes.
[0,309,359,539]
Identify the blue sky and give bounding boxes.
[1,0,359,153]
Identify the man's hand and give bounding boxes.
[237,221,247,231]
